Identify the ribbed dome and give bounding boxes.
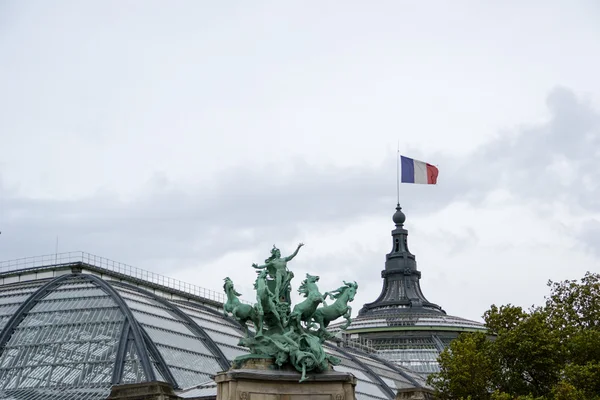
[335,204,487,375]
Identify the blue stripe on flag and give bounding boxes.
[401,156,414,183]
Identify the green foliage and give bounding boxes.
[428,332,493,400]
[428,272,600,400]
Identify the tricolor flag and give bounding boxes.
[400,156,439,184]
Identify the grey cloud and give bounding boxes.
[578,219,600,257]
[1,87,599,269]
[459,87,599,207]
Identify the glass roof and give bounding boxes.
[327,310,487,375]
[0,269,431,399]
[339,313,485,331]
[0,276,124,400]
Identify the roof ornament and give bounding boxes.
[223,243,358,382]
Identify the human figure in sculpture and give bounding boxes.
[252,243,304,302]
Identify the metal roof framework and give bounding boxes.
[0,257,433,400]
[0,273,173,388]
[110,280,231,372]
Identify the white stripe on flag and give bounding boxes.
[413,160,428,184]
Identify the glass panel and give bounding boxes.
[0,316,11,332]
[30,297,116,312]
[21,308,123,327]
[0,285,43,296]
[190,317,242,336]
[123,299,175,319]
[339,357,369,371]
[154,344,220,375]
[0,386,111,400]
[143,326,212,356]
[333,365,371,381]
[203,328,245,348]
[131,311,195,336]
[51,282,97,290]
[19,365,53,387]
[0,279,126,392]
[120,339,146,384]
[353,353,398,371]
[118,291,160,305]
[0,295,30,306]
[0,304,19,317]
[177,303,239,327]
[152,363,167,383]
[44,288,106,300]
[168,367,211,390]
[121,359,145,384]
[323,346,352,361]
[80,362,114,384]
[354,379,389,399]
[217,344,248,361]
[380,375,396,389]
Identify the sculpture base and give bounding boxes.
[216,358,356,400]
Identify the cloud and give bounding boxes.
[1,87,599,320]
[578,219,600,258]
[457,87,599,208]
[2,88,599,251]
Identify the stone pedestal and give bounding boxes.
[215,359,356,400]
[106,381,180,400]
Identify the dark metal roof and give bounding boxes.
[330,205,487,376]
[359,205,445,316]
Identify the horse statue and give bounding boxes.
[311,281,358,336]
[223,277,258,335]
[289,274,326,332]
[254,269,284,336]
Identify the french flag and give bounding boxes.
[401,156,439,184]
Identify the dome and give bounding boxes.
[0,252,432,400]
[331,311,486,374]
[329,205,487,374]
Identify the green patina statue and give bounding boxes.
[223,277,258,335]
[223,243,358,382]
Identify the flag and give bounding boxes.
[400,155,439,184]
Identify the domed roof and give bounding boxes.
[0,254,432,400]
[330,205,486,374]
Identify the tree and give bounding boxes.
[433,332,494,400]
[428,272,600,400]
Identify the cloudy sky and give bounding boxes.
[1,1,599,322]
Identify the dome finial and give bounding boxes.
[392,204,406,226]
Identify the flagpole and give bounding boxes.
[396,141,400,206]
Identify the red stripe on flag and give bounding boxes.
[426,164,438,184]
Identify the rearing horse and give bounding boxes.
[311,281,358,333]
[223,277,258,335]
[289,274,326,332]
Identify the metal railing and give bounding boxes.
[0,251,239,304]
[343,335,377,353]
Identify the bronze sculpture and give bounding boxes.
[223,243,358,382]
